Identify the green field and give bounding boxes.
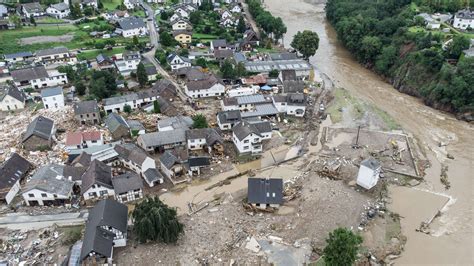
[132,10,146,18]
[102,0,122,11]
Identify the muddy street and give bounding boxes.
[265,0,474,264]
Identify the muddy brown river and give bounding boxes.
[265,0,474,264]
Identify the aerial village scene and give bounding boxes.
[0,0,473,265]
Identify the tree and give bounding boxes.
[75,82,87,96]
[123,104,132,113]
[192,114,208,128]
[132,197,184,244]
[189,11,201,26]
[133,35,139,47]
[269,69,279,78]
[360,36,382,63]
[155,50,167,65]
[136,62,148,87]
[9,14,22,29]
[89,78,108,100]
[199,0,213,11]
[70,3,82,19]
[29,16,36,26]
[221,59,235,79]
[236,16,246,33]
[235,62,247,77]
[159,32,175,47]
[446,35,470,59]
[291,30,319,59]
[153,100,160,113]
[195,57,208,68]
[179,48,189,57]
[323,228,362,266]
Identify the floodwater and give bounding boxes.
[265,0,474,264]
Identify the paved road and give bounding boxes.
[140,1,189,102]
[0,211,88,230]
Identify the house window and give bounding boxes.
[41,193,47,198]
[28,193,34,198]
[100,190,108,196]
[244,140,249,143]
[243,146,249,150]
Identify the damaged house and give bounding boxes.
[22,116,55,151]
[216,110,242,130]
[81,160,115,202]
[159,148,188,184]
[0,153,32,204]
[105,113,130,140]
[137,129,186,153]
[22,164,75,207]
[247,177,283,209]
[73,100,101,125]
[186,128,224,154]
[81,199,128,264]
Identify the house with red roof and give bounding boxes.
[66,131,104,150]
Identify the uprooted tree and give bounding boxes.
[132,197,184,244]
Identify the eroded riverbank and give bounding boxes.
[265,0,473,264]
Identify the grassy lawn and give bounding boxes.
[77,47,126,60]
[102,0,122,11]
[36,17,66,23]
[132,10,146,18]
[192,33,219,40]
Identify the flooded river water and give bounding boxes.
[265,0,473,264]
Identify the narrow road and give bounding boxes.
[140,1,189,102]
[242,1,261,39]
[0,211,88,230]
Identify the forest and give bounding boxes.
[326,0,473,120]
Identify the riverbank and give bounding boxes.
[265,0,473,264]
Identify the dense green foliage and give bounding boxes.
[132,197,184,244]
[326,0,474,114]
[192,114,208,128]
[291,30,320,59]
[246,0,287,41]
[136,62,148,87]
[323,228,363,266]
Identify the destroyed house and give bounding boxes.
[81,160,115,201]
[357,157,381,190]
[0,153,32,204]
[22,164,74,206]
[112,171,143,203]
[247,178,283,208]
[81,199,128,264]
[187,156,210,176]
[0,85,27,112]
[73,100,101,125]
[186,128,223,154]
[273,94,307,117]
[114,143,156,180]
[137,129,186,152]
[152,79,177,99]
[22,116,55,151]
[105,113,130,140]
[159,149,189,184]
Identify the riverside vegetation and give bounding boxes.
[326,0,474,121]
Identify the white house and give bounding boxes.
[453,9,474,30]
[123,0,139,10]
[220,17,238,28]
[357,158,381,190]
[81,160,115,202]
[22,164,74,206]
[112,172,144,203]
[185,128,223,153]
[114,50,141,76]
[273,94,307,117]
[185,74,225,98]
[46,2,70,19]
[0,153,32,205]
[103,89,159,113]
[167,53,191,70]
[220,10,232,20]
[11,66,68,89]
[41,87,65,110]
[173,7,190,18]
[21,2,45,17]
[232,120,272,154]
[65,131,104,150]
[35,47,76,65]
[3,52,34,64]
[227,86,259,97]
[216,110,241,131]
[171,18,192,31]
[114,144,157,182]
[0,85,27,112]
[116,17,148,38]
[230,4,242,13]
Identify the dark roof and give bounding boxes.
[186,74,221,91]
[217,110,241,124]
[105,113,129,133]
[40,86,62,98]
[74,100,99,115]
[455,9,473,19]
[23,116,54,142]
[11,66,48,82]
[361,157,381,170]
[214,49,234,60]
[143,168,163,185]
[114,143,149,166]
[157,97,178,116]
[0,153,32,198]
[0,85,26,103]
[81,199,128,261]
[232,120,271,141]
[118,17,146,30]
[280,70,297,81]
[283,80,305,93]
[145,65,157,76]
[71,152,92,167]
[63,165,87,182]
[96,54,112,64]
[188,157,210,168]
[247,178,283,205]
[186,128,223,145]
[152,79,177,97]
[172,29,192,37]
[81,160,113,193]
[288,93,306,105]
[212,39,228,48]
[159,149,188,169]
[4,51,33,60]
[112,171,143,194]
[36,47,68,57]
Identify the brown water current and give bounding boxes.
[265,0,473,264]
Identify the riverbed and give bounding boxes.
[265,0,474,264]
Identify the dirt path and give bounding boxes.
[265,0,474,264]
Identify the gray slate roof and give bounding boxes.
[105,113,129,133]
[118,17,146,30]
[74,100,99,115]
[36,47,68,57]
[0,85,26,103]
[4,51,33,60]
[81,199,128,261]
[455,9,473,19]
[361,157,381,170]
[22,2,44,13]
[143,168,163,185]
[81,160,113,193]
[269,52,298,61]
[188,157,210,168]
[158,116,193,131]
[159,149,188,169]
[212,39,228,48]
[247,178,283,205]
[186,74,221,91]
[112,171,143,194]
[114,143,149,166]
[186,128,223,145]
[217,110,241,124]
[232,120,271,141]
[23,116,54,142]
[139,129,186,148]
[11,66,48,82]
[50,2,69,11]
[40,86,62,98]
[23,164,74,196]
[0,153,32,196]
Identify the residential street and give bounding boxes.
[0,211,88,230]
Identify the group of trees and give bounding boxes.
[326,0,474,114]
[246,0,287,42]
[220,59,247,80]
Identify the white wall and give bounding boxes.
[46,7,70,18]
[187,138,206,150]
[42,94,65,110]
[26,73,68,89]
[5,180,21,204]
[185,83,225,98]
[22,188,71,206]
[356,165,380,190]
[83,185,115,201]
[0,95,25,111]
[121,27,148,38]
[453,16,474,30]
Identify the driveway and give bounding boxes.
[0,211,88,230]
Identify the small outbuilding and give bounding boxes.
[356,157,381,190]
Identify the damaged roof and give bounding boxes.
[81,160,113,193]
[22,164,74,196]
[0,153,32,199]
[74,100,99,115]
[22,116,54,142]
[114,143,149,166]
